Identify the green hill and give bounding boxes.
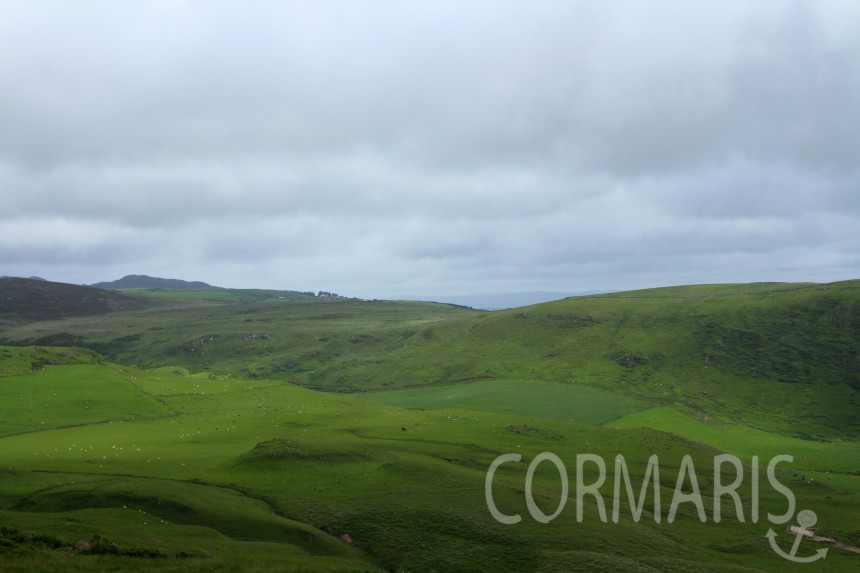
[0,281,859,571]
[0,348,858,572]
[90,274,224,291]
[320,280,859,439]
[90,275,330,304]
[1,281,857,438]
[0,278,143,322]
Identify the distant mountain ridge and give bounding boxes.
[91,275,222,291]
[0,275,46,281]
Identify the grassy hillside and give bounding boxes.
[0,278,144,322]
[0,297,480,379]
[1,281,857,439]
[1,352,857,572]
[302,281,860,438]
[364,378,652,425]
[0,281,858,571]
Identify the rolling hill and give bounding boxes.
[0,277,143,322]
[3,280,856,438]
[0,280,858,572]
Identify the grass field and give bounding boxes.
[0,363,169,436]
[0,280,858,571]
[364,378,652,425]
[0,352,856,571]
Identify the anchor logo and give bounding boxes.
[766,509,828,563]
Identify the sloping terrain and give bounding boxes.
[0,297,480,377]
[0,281,858,571]
[3,280,855,438]
[0,350,857,572]
[0,278,143,322]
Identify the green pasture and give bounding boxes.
[0,353,858,571]
[0,363,169,436]
[0,346,100,377]
[612,406,860,474]
[364,378,652,425]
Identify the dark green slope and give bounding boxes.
[0,278,143,322]
[1,280,857,437]
[0,297,481,375]
[300,281,860,438]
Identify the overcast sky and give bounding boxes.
[1,1,858,298]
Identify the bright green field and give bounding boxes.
[0,363,169,436]
[0,351,858,572]
[364,378,652,425]
[611,407,860,474]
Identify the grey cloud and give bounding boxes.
[727,5,860,172]
[0,217,160,266]
[1,1,858,295]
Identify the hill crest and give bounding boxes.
[91,274,222,291]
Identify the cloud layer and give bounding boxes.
[2,1,858,296]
